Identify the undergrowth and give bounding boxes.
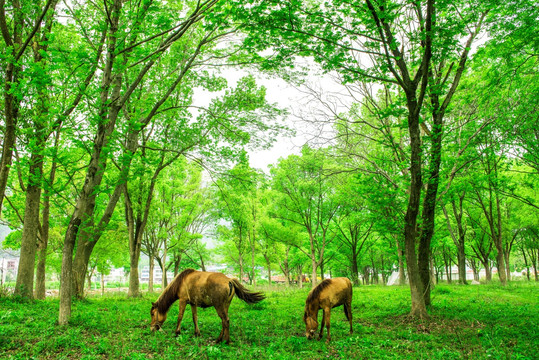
[0,282,537,359]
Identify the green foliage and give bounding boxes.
[1,283,537,359]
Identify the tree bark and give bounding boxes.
[309,233,317,287]
[149,256,154,293]
[14,150,45,298]
[35,130,59,300]
[161,245,168,289]
[403,101,428,317]
[351,251,359,286]
[13,1,60,298]
[59,0,123,324]
[395,235,406,285]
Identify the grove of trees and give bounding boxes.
[1,0,537,325]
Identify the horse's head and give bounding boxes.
[303,310,318,340]
[150,302,166,332]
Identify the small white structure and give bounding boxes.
[139,266,173,284]
[0,249,19,285]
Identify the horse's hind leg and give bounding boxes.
[215,303,231,344]
[191,305,201,336]
[175,300,187,336]
[344,300,353,334]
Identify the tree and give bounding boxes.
[239,0,494,317]
[271,146,340,287]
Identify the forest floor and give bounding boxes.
[1,282,537,359]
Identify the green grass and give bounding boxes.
[1,282,537,359]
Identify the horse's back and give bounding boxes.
[182,271,233,307]
[319,277,352,308]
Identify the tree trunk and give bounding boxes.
[280,245,291,287]
[251,241,256,286]
[36,174,52,299]
[395,235,406,285]
[200,254,206,272]
[494,245,506,285]
[529,248,538,281]
[521,248,530,281]
[469,258,480,281]
[161,246,167,289]
[311,255,317,288]
[443,200,468,284]
[0,56,21,215]
[266,256,272,285]
[149,256,155,293]
[403,104,428,317]
[351,252,360,286]
[35,137,58,300]
[504,249,511,282]
[484,262,492,282]
[87,268,93,291]
[130,254,141,296]
[72,238,97,299]
[58,0,124,325]
[239,255,244,282]
[59,216,79,325]
[14,150,44,298]
[418,110,443,306]
[101,273,105,296]
[456,244,467,284]
[35,236,48,299]
[309,233,317,287]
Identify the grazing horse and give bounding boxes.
[150,269,265,343]
[303,277,353,342]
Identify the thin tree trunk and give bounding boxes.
[161,246,167,289]
[310,233,317,287]
[59,0,123,323]
[351,252,360,286]
[266,256,272,285]
[101,273,105,296]
[522,248,530,281]
[484,262,492,282]
[395,235,406,285]
[14,151,44,298]
[149,256,154,293]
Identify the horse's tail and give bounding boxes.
[230,278,265,304]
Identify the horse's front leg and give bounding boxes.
[318,309,326,340]
[175,300,187,336]
[324,307,332,343]
[191,305,201,336]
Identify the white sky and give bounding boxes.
[199,64,353,173]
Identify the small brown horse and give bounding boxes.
[303,277,353,342]
[150,269,265,343]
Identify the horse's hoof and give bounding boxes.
[194,332,201,337]
[175,331,181,337]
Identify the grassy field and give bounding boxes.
[1,282,537,359]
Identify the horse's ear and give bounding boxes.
[151,302,156,307]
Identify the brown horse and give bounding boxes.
[150,269,265,343]
[303,277,353,342]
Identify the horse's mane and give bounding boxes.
[156,268,196,313]
[306,278,333,304]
